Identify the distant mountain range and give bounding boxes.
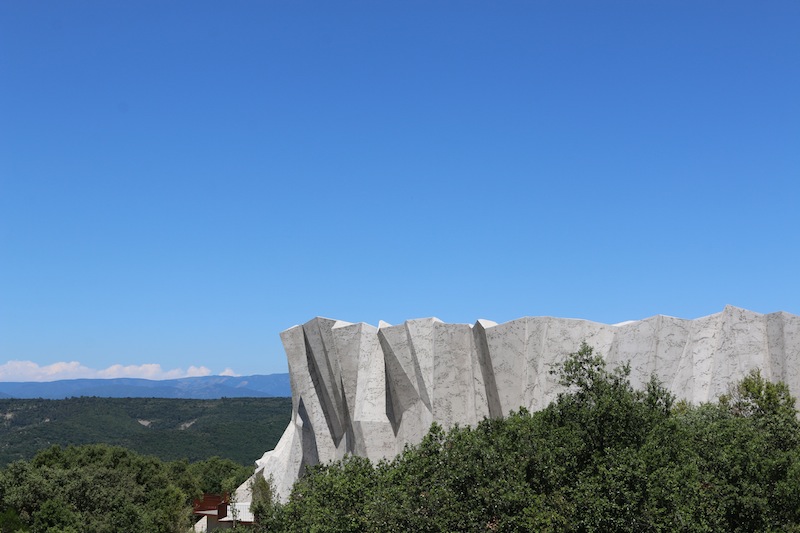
[0,374,291,399]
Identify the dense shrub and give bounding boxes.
[0,445,251,533]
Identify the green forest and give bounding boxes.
[2,344,800,532]
[0,446,253,532]
[0,397,291,465]
[0,397,292,532]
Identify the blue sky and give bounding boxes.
[1,1,798,380]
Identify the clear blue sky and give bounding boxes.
[1,1,798,380]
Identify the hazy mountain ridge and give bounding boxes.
[0,373,291,399]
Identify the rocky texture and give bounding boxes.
[238,306,800,501]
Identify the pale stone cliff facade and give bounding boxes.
[238,306,800,501]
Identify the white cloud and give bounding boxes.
[97,363,165,379]
[0,361,93,381]
[184,366,213,378]
[0,360,220,382]
[220,367,239,377]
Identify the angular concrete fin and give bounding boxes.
[473,320,502,418]
[378,329,420,435]
[280,325,312,421]
[651,315,690,392]
[432,322,480,425]
[775,313,800,394]
[405,320,434,411]
[331,322,362,420]
[297,397,319,475]
[339,376,356,454]
[302,321,344,446]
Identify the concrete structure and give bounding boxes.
[238,306,800,502]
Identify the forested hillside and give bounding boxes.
[0,397,291,465]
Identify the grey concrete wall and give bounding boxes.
[238,306,800,501]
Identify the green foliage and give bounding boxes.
[719,368,800,451]
[249,473,280,531]
[0,444,254,533]
[0,397,291,466]
[187,456,252,495]
[0,507,24,533]
[282,455,378,533]
[273,343,800,532]
[720,368,796,419]
[32,499,80,533]
[0,444,188,532]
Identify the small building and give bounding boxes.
[192,493,255,531]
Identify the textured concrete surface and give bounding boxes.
[238,306,800,501]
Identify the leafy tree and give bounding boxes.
[282,454,377,533]
[720,368,800,452]
[0,508,24,533]
[31,499,80,533]
[720,369,796,419]
[186,456,251,495]
[249,473,280,532]
[0,444,193,533]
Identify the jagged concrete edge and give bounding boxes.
[236,306,800,503]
